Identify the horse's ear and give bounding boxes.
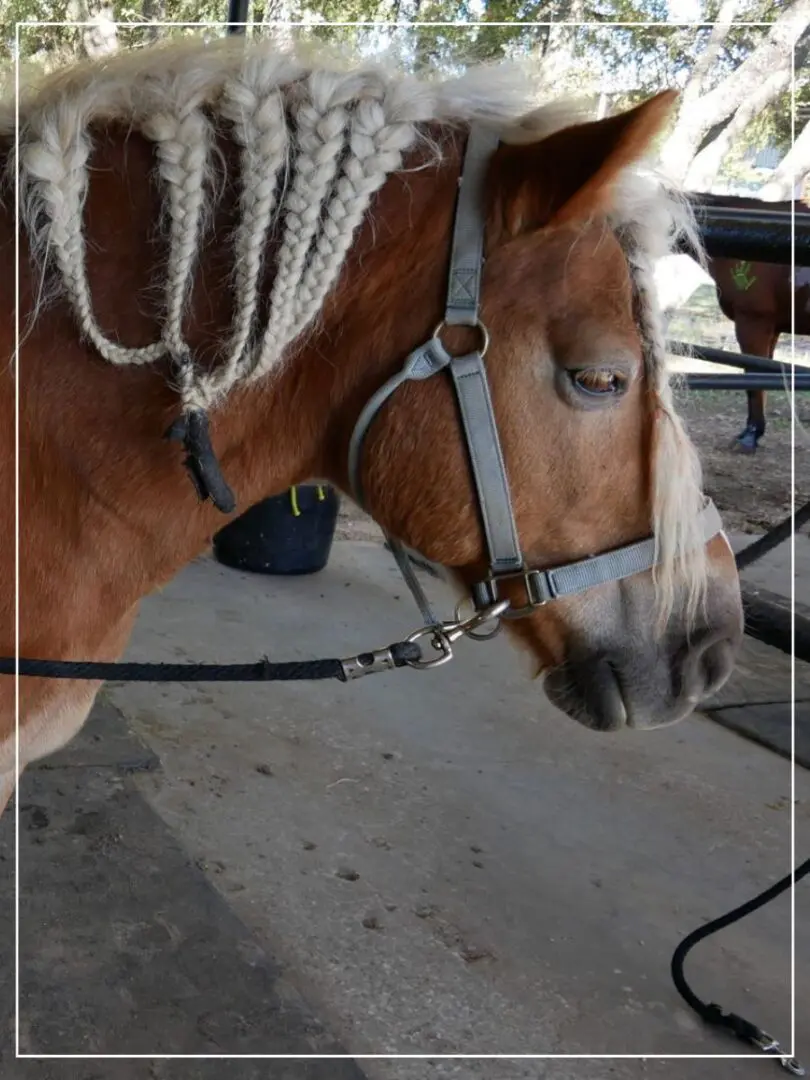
[490,90,678,238]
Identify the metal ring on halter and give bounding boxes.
[433,320,490,358]
[453,598,504,641]
[405,626,455,670]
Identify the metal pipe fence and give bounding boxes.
[226,0,249,33]
[686,201,808,265]
[684,373,810,391]
[667,342,790,376]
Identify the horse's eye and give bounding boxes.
[570,368,628,396]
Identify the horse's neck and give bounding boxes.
[6,121,457,648]
[12,363,317,648]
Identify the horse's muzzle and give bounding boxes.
[543,627,739,732]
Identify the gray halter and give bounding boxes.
[347,124,723,668]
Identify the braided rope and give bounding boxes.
[141,107,212,410]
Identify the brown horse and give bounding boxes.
[690,190,809,452]
[0,37,743,820]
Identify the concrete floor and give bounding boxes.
[4,536,809,1076]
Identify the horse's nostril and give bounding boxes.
[691,635,736,700]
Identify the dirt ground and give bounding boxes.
[336,283,809,540]
[677,386,809,533]
[669,283,810,534]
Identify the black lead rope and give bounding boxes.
[670,858,809,1075]
[668,527,810,1076]
[0,643,422,683]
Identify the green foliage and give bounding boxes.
[0,0,786,83]
[1,0,806,183]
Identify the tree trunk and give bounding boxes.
[758,120,810,200]
[660,0,810,183]
[141,0,167,41]
[260,0,293,45]
[534,0,589,97]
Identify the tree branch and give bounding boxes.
[696,0,810,128]
[680,0,741,104]
[660,0,810,181]
[685,64,793,188]
[694,114,735,157]
[759,119,810,199]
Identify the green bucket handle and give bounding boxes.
[290,484,327,518]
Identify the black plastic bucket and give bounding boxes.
[213,485,340,576]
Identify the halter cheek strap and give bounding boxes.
[349,126,523,628]
[347,123,724,643]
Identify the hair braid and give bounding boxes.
[289,94,417,342]
[247,73,351,383]
[21,107,164,366]
[193,63,291,409]
[141,106,211,410]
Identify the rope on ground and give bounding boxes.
[671,515,808,1075]
[671,859,809,1074]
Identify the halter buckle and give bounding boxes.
[472,569,554,618]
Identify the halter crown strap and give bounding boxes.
[445,127,492,328]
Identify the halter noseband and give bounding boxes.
[347,124,724,667]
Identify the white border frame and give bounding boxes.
[12,15,800,1065]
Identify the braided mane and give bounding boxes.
[3,35,538,412]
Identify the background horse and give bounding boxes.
[689,190,808,453]
[0,37,743,819]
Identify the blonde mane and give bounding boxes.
[2,34,708,623]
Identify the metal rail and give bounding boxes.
[684,373,810,391]
[227,0,249,33]
[686,202,810,265]
[667,342,793,376]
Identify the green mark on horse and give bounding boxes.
[731,260,757,291]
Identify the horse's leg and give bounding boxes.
[0,768,14,818]
[0,686,102,823]
[735,390,766,453]
[0,608,140,821]
[732,317,775,453]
